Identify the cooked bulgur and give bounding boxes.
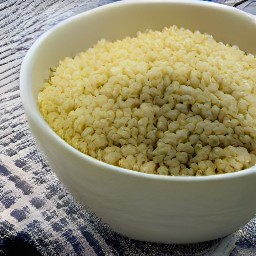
[38,26,256,176]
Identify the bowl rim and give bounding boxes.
[20,0,256,182]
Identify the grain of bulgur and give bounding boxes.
[38,26,256,176]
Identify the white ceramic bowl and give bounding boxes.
[20,0,256,244]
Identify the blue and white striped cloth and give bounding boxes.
[0,0,255,255]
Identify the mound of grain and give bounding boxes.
[38,26,256,176]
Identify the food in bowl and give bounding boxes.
[21,0,256,244]
[38,25,256,176]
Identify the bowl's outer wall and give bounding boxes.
[30,125,256,243]
[21,1,256,243]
